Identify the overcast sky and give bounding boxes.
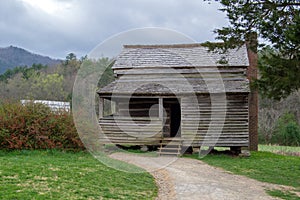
[0,0,228,59]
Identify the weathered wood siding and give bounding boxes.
[99,65,249,95]
[100,98,164,145]
[99,117,162,145]
[181,94,249,147]
[114,67,247,81]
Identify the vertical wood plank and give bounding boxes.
[99,97,104,119]
[159,98,163,120]
[115,101,119,115]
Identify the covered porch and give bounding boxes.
[98,96,181,146]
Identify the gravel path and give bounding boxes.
[109,153,282,200]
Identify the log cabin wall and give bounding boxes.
[99,116,162,145]
[99,97,165,145]
[181,94,249,147]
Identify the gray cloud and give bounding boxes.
[88,28,196,58]
[0,0,227,59]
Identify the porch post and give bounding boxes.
[115,101,119,115]
[159,98,163,120]
[99,97,104,119]
[159,98,164,136]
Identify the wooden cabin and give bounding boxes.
[97,43,258,155]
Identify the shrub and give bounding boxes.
[281,122,300,146]
[0,101,84,150]
[271,112,300,146]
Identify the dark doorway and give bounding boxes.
[170,99,181,137]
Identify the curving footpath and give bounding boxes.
[109,153,283,200]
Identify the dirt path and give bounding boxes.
[110,153,282,200]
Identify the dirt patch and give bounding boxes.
[152,169,176,200]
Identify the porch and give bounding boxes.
[98,96,181,144]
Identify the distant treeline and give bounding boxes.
[0,63,48,82]
[0,53,114,102]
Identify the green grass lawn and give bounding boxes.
[187,151,300,199]
[259,144,300,156]
[0,150,157,200]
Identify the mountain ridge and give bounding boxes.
[0,46,61,74]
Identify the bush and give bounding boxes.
[271,112,300,146]
[0,101,84,150]
[281,122,300,146]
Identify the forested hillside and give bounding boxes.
[0,53,114,102]
[0,46,61,74]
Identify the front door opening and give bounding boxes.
[168,98,181,137]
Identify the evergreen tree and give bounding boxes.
[208,0,300,99]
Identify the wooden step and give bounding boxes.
[158,152,181,156]
[159,143,182,146]
[158,147,181,150]
[157,138,183,157]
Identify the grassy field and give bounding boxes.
[0,150,157,200]
[187,150,300,199]
[259,144,300,156]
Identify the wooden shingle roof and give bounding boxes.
[113,43,249,69]
[98,43,250,96]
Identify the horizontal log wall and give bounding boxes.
[99,117,162,145]
[114,67,247,81]
[99,95,248,147]
[181,94,249,147]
